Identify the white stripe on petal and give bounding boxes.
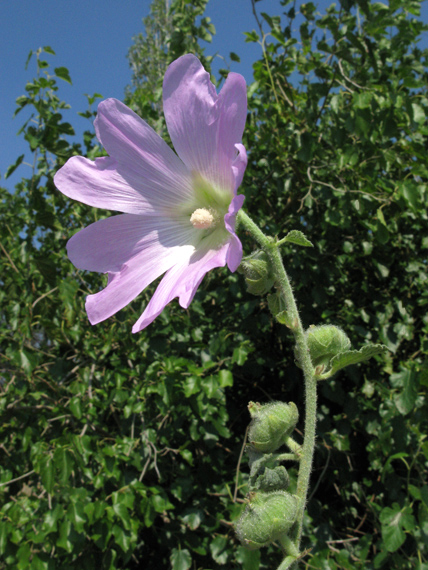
[67,213,197,273]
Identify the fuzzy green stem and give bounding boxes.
[285,436,303,457]
[237,209,318,562]
[277,555,298,570]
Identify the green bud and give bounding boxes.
[238,250,275,295]
[253,466,290,492]
[248,401,299,453]
[235,491,298,550]
[305,325,351,369]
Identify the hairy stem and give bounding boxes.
[237,209,318,563]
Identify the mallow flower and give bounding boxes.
[54,54,247,332]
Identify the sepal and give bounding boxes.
[252,466,290,492]
[238,250,276,295]
[267,292,296,328]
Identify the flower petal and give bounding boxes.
[232,144,248,192]
[67,213,196,273]
[224,194,245,272]
[54,152,193,214]
[163,54,247,193]
[95,98,192,198]
[86,239,195,325]
[132,244,229,332]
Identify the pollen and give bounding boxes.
[190,208,215,229]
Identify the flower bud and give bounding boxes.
[248,401,299,454]
[253,466,290,492]
[238,250,275,295]
[305,325,351,368]
[235,491,298,550]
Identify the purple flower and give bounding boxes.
[54,54,247,332]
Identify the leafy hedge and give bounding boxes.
[1,0,427,569]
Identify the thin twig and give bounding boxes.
[0,242,19,273]
[32,286,58,309]
[0,470,35,488]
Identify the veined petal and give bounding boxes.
[224,194,245,272]
[54,154,192,214]
[86,240,195,325]
[95,99,192,200]
[67,213,196,273]
[163,54,247,193]
[132,245,229,333]
[232,144,248,192]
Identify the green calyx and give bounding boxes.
[253,465,290,492]
[235,490,298,550]
[238,250,276,295]
[305,325,351,370]
[248,401,299,454]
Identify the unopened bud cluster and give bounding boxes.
[247,401,299,454]
[305,324,351,371]
[235,401,300,551]
[236,490,298,549]
[238,250,276,296]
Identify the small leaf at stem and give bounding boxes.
[5,154,25,179]
[280,230,313,247]
[320,344,388,379]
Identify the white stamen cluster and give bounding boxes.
[190,208,215,229]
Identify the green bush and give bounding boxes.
[0,1,427,568]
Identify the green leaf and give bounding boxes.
[40,456,54,493]
[43,45,56,55]
[67,501,87,533]
[56,520,73,553]
[181,509,203,530]
[230,51,240,62]
[377,208,387,227]
[24,50,34,70]
[380,503,415,552]
[210,535,229,564]
[69,396,82,419]
[150,492,174,513]
[113,503,130,528]
[391,367,418,415]
[411,103,425,124]
[17,543,31,570]
[5,154,24,179]
[232,342,253,366]
[170,548,192,570]
[183,376,201,397]
[218,369,233,387]
[235,546,261,570]
[281,230,313,247]
[323,344,388,378]
[244,30,259,42]
[276,310,295,328]
[54,447,74,483]
[112,524,132,552]
[54,66,72,84]
[43,504,63,534]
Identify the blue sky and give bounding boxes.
[1,0,427,190]
[1,0,287,189]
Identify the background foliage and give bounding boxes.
[1,0,427,569]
